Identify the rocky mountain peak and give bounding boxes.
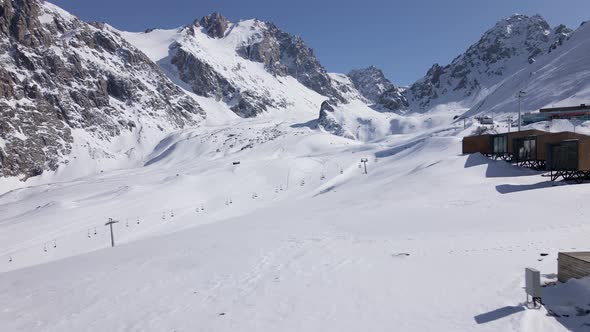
[346,66,408,112]
[198,12,229,38]
[347,66,394,103]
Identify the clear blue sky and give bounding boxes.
[51,0,590,86]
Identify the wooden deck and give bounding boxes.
[558,252,590,282]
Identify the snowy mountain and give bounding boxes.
[121,13,344,119]
[406,14,572,113]
[465,19,590,118]
[0,0,204,180]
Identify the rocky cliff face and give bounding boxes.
[197,12,229,38]
[406,14,572,112]
[348,66,394,103]
[0,0,203,179]
[317,100,352,139]
[347,66,408,112]
[235,19,345,103]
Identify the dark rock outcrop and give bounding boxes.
[378,87,409,111]
[347,66,408,112]
[348,66,393,103]
[198,12,229,38]
[317,100,351,138]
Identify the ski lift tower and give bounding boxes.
[360,158,369,174]
[105,218,119,247]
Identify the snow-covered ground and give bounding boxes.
[2,3,590,330]
[1,111,590,331]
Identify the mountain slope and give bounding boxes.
[121,13,343,119]
[0,0,204,180]
[465,20,590,117]
[406,14,572,113]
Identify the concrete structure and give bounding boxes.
[558,252,590,282]
[523,104,590,125]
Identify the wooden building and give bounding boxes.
[461,129,545,159]
[511,132,590,170]
[489,130,546,160]
[558,252,590,282]
[462,134,492,155]
[546,137,590,182]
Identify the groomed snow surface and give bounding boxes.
[2,113,590,331]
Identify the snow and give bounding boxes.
[2,4,590,332]
[2,113,590,331]
[39,1,76,24]
[119,29,181,61]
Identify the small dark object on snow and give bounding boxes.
[540,253,549,256]
[219,313,226,316]
[576,307,590,316]
[233,161,240,165]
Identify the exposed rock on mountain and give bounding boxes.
[378,86,408,112]
[348,66,394,103]
[165,29,288,118]
[317,100,352,139]
[126,14,334,119]
[235,20,345,103]
[197,12,229,38]
[0,0,204,179]
[406,14,573,112]
[347,66,408,112]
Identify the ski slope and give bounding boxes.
[2,113,590,331]
[2,2,590,331]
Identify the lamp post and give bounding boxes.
[517,91,526,132]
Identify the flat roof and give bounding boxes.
[540,104,590,113]
[561,252,590,263]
